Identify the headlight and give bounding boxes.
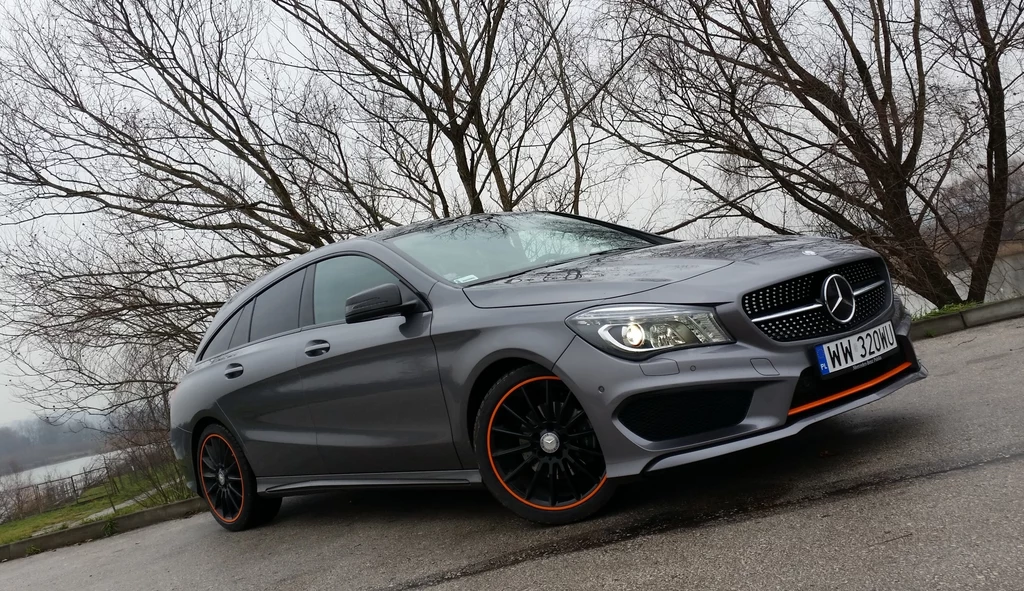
[566,305,732,359]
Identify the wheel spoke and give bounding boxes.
[547,464,557,507]
[567,429,595,438]
[202,454,217,470]
[565,409,585,429]
[520,387,543,423]
[559,464,581,501]
[557,389,574,423]
[226,483,243,506]
[567,443,603,457]
[491,443,531,458]
[544,381,552,422]
[566,454,598,483]
[503,453,536,482]
[500,403,531,429]
[524,465,543,500]
[211,440,226,465]
[492,426,531,438]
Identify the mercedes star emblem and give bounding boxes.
[822,274,856,323]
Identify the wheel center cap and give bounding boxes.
[539,431,561,454]
[217,469,226,486]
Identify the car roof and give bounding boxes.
[363,211,545,242]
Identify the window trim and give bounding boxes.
[196,267,309,363]
[198,309,242,362]
[196,250,429,365]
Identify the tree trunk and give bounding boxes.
[966,0,1009,303]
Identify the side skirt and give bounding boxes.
[257,469,483,496]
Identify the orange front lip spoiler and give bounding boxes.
[788,361,914,416]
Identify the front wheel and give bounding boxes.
[196,424,280,531]
[473,366,616,525]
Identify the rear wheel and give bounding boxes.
[473,366,616,525]
[197,424,279,531]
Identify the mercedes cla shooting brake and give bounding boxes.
[170,212,927,527]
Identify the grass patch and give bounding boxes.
[913,301,980,321]
[0,465,189,546]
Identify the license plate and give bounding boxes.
[815,322,897,376]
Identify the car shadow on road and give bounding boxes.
[271,408,934,535]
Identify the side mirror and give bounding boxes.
[344,283,417,324]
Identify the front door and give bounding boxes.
[297,255,460,474]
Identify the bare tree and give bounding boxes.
[272,0,618,216]
[0,0,625,427]
[926,0,1024,296]
[597,0,1024,307]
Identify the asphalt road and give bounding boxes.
[3,319,1023,590]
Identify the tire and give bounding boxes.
[473,365,616,525]
[196,424,276,531]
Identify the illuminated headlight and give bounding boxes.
[566,305,732,359]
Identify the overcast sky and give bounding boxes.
[1,362,36,425]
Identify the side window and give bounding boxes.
[313,256,400,325]
[228,302,254,349]
[200,313,240,361]
[249,271,304,342]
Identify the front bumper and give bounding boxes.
[553,300,927,479]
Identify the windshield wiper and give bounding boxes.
[467,245,646,286]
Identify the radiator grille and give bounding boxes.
[742,258,890,342]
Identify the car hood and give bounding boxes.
[462,235,873,308]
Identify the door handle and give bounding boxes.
[304,340,331,357]
[224,363,244,379]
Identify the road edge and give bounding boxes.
[910,296,1024,340]
[0,497,205,563]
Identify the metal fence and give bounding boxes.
[0,467,111,523]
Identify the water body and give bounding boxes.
[10,452,113,485]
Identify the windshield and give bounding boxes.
[388,214,654,285]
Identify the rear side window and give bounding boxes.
[200,313,240,361]
[228,302,254,349]
[249,271,304,342]
[313,256,399,325]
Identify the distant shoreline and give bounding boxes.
[0,448,106,477]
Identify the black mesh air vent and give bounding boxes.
[618,389,752,442]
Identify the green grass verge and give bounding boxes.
[913,301,981,321]
[0,466,190,546]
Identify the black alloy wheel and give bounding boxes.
[475,366,616,525]
[200,433,245,523]
[197,424,282,531]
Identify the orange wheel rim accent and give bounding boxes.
[486,376,607,511]
[199,433,246,523]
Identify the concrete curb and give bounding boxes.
[0,497,205,563]
[910,296,1024,340]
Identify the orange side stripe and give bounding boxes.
[788,361,913,416]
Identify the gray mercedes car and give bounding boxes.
[169,212,926,528]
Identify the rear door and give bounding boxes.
[297,254,460,474]
[202,268,324,477]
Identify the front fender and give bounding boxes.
[429,285,583,467]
